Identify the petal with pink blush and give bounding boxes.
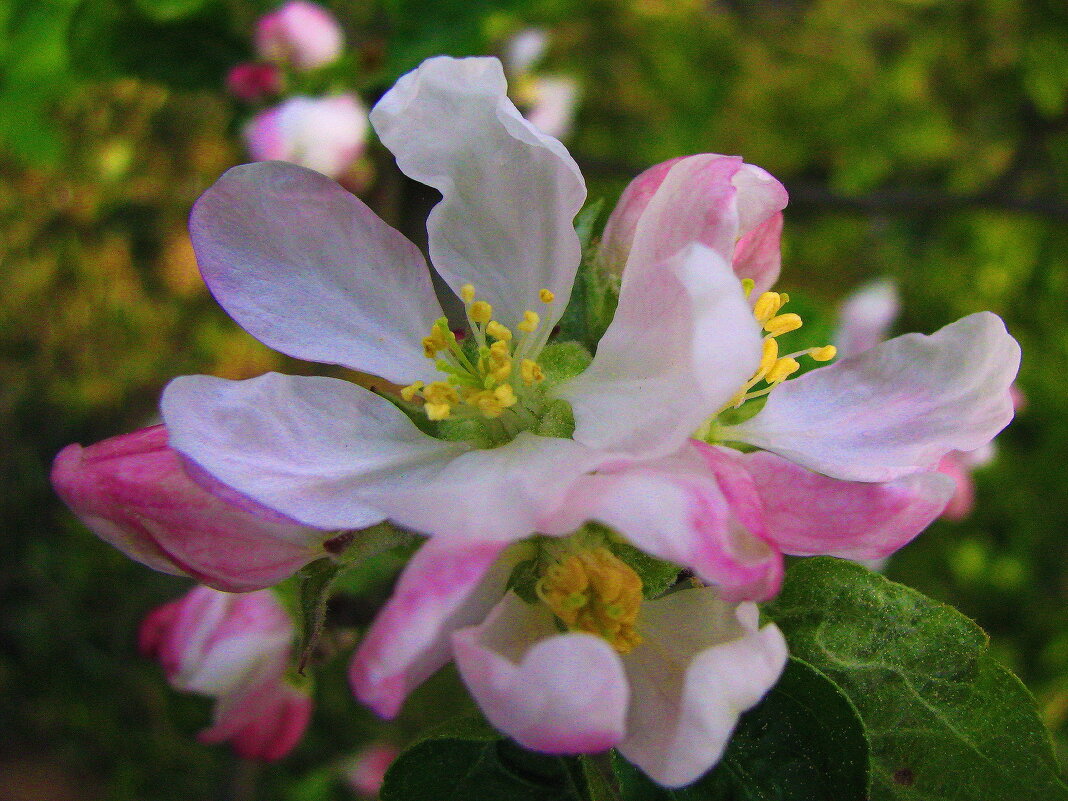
[723,312,1021,482]
[937,453,976,521]
[544,450,782,602]
[190,161,441,384]
[732,212,782,298]
[560,243,762,460]
[618,589,788,787]
[162,373,470,531]
[371,56,585,330]
[200,668,313,761]
[451,593,628,754]
[349,540,517,719]
[833,279,901,358]
[737,450,955,560]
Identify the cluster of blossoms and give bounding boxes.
[52,56,1020,787]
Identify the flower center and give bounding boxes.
[535,546,643,654]
[401,284,555,431]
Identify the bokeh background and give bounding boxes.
[3,0,1068,798]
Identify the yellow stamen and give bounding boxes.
[810,345,837,362]
[461,284,475,303]
[425,403,452,421]
[470,301,493,325]
[766,357,800,384]
[488,340,512,382]
[539,288,555,303]
[422,327,449,359]
[753,292,782,323]
[494,384,518,407]
[536,547,643,654]
[400,381,423,402]
[756,338,778,380]
[518,310,540,333]
[763,313,802,336]
[521,359,544,384]
[486,321,512,342]
[741,278,755,298]
[423,381,458,419]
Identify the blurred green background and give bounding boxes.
[3,0,1068,798]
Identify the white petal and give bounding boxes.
[162,373,468,529]
[618,589,788,787]
[723,312,1021,481]
[370,56,585,330]
[190,161,441,384]
[833,279,901,358]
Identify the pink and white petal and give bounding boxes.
[162,373,469,530]
[452,593,628,753]
[937,454,976,521]
[732,212,782,297]
[559,243,762,460]
[370,56,585,329]
[619,589,788,787]
[349,539,519,718]
[190,161,441,384]
[723,312,1021,482]
[361,431,607,543]
[543,452,782,602]
[833,279,901,358]
[736,450,955,560]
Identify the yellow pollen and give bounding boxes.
[425,403,451,421]
[470,301,493,325]
[763,313,803,336]
[521,359,544,384]
[400,381,424,402]
[494,384,518,407]
[488,340,512,382]
[422,327,449,359]
[753,291,783,323]
[756,338,778,379]
[461,283,476,303]
[766,357,800,384]
[539,288,555,303]
[518,310,540,333]
[810,345,837,362]
[486,321,512,341]
[536,547,643,654]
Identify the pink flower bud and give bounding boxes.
[347,743,400,796]
[142,586,312,761]
[243,94,368,178]
[52,425,325,592]
[227,62,284,102]
[255,0,343,72]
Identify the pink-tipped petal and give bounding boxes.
[732,211,782,297]
[52,426,325,592]
[937,453,976,521]
[200,670,313,761]
[834,279,901,358]
[243,96,369,179]
[190,161,440,384]
[451,593,628,754]
[544,449,782,602]
[618,590,788,787]
[162,373,469,531]
[735,450,955,559]
[723,312,1021,481]
[349,540,516,719]
[371,56,585,330]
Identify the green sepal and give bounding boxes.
[606,540,682,601]
[540,341,594,389]
[506,557,543,605]
[535,398,577,439]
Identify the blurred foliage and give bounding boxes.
[3,0,1068,798]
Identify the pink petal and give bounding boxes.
[244,96,369,179]
[736,450,955,559]
[349,539,515,719]
[190,161,441,384]
[544,448,782,602]
[371,56,585,331]
[724,312,1021,481]
[254,0,343,71]
[618,590,788,787]
[200,669,313,761]
[938,453,976,521]
[833,279,901,358]
[162,373,469,530]
[451,593,628,753]
[732,211,782,297]
[52,425,324,592]
[560,243,762,459]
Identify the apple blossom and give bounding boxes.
[254,0,343,72]
[243,94,368,179]
[346,743,399,797]
[227,62,284,102]
[51,424,327,592]
[140,586,312,761]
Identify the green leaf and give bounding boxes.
[132,0,210,22]
[612,657,870,800]
[766,558,1068,801]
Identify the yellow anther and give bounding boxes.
[486,321,512,342]
[469,389,505,418]
[470,301,493,325]
[521,359,544,384]
[810,345,837,362]
[536,547,643,654]
[424,381,458,406]
[779,292,790,304]
[488,340,512,382]
[425,403,452,421]
[461,284,476,303]
[539,288,555,303]
[753,292,783,323]
[741,278,755,298]
[763,313,803,336]
[493,384,518,408]
[400,381,424,402]
[766,357,800,384]
[422,326,449,359]
[518,310,540,333]
[756,337,779,380]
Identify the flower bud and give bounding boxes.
[51,425,324,592]
[226,62,284,102]
[254,0,343,72]
[243,94,369,179]
[346,743,400,797]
